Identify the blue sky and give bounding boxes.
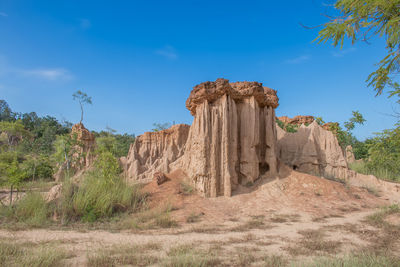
[0,0,397,139]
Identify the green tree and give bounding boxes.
[343,110,366,131]
[315,117,325,126]
[53,134,79,178]
[335,111,365,149]
[0,100,15,121]
[366,126,400,181]
[6,158,25,205]
[94,151,121,182]
[72,90,92,124]
[315,0,400,95]
[152,122,171,132]
[0,120,31,150]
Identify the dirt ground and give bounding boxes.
[1,169,399,266]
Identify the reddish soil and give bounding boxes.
[143,168,387,224]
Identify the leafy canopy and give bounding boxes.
[315,0,400,95]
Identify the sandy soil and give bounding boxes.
[1,169,399,266]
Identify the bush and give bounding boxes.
[366,126,400,181]
[14,192,48,226]
[350,160,400,182]
[68,151,145,221]
[0,192,49,227]
[72,172,145,221]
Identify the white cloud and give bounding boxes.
[155,45,178,60]
[21,68,73,81]
[284,55,310,64]
[79,18,91,30]
[0,55,73,81]
[332,47,356,57]
[0,12,8,17]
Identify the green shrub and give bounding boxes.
[349,161,400,182]
[72,171,146,221]
[14,192,48,225]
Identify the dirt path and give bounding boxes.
[0,209,388,266]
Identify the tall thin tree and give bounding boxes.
[73,90,92,124]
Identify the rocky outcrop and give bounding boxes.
[123,124,190,182]
[277,115,314,126]
[179,79,279,197]
[54,123,96,181]
[45,184,62,202]
[71,123,96,169]
[277,121,348,179]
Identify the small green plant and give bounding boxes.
[180,181,194,195]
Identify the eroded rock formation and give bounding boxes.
[179,79,279,197]
[54,123,96,181]
[277,115,314,126]
[71,123,96,169]
[123,124,190,182]
[277,121,348,179]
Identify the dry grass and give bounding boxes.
[270,213,301,223]
[286,228,342,256]
[261,255,288,267]
[186,212,203,223]
[0,240,70,267]
[187,225,224,234]
[361,185,381,197]
[163,244,220,267]
[87,243,161,267]
[363,206,400,254]
[230,215,273,232]
[301,252,400,267]
[116,202,178,230]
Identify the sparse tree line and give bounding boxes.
[0,93,135,206]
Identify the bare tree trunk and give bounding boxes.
[33,161,37,181]
[9,185,13,206]
[80,102,84,124]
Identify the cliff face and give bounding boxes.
[179,79,279,197]
[277,121,348,179]
[123,124,190,182]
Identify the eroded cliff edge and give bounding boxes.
[123,124,190,182]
